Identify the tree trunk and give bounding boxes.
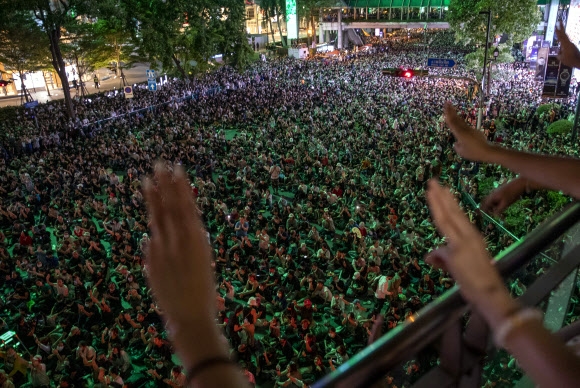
[19,70,31,103]
[266,10,276,45]
[42,71,51,96]
[310,15,317,47]
[275,10,286,46]
[172,53,187,79]
[115,38,121,77]
[75,55,85,97]
[47,28,74,119]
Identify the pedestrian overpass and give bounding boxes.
[318,0,451,48]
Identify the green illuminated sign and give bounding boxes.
[286,0,297,40]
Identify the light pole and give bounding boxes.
[487,47,500,97]
[477,10,492,130]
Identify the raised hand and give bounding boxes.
[556,22,580,69]
[481,178,528,216]
[425,180,518,329]
[143,163,246,385]
[143,163,215,325]
[444,102,493,162]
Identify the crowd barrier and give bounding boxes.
[79,85,223,130]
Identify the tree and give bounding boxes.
[260,0,287,46]
[97,21,142,77]
[448,0,541,46]
[448,0,540,83]
[120,0,187,77]
[0,0,95,119]
[464,43,514,76]
[297,0,337,47]
[217,0,254,70]
[0,12,52,103]
[62,23,107,96]
[122,0,252,76]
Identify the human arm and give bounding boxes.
[425,180,580,388]
[556,22,580,69]
[481,177,546,216]
[143,164,245,387]
[444,102,580,200]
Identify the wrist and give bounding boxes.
[493,307,544,348]
[479,288,520,332]
[168,319,227,366]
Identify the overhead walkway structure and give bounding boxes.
[318,0,451,49]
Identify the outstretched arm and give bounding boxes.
[481,177,545,216]
[556,22,580,69]
[425,180,580,388]
[143,163,245,388]
[445,102,580,200]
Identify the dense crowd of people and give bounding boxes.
[0,30,576,388]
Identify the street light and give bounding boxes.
[486,47,500,96]
[477,10,492,130]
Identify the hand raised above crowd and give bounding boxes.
[556,22,580,69]
[424,180,518,329]
[143,164,215,323]
[444,102,494,163]
[481,178,528,216]
[143,162,244,387]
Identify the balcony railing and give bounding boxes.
[312,201,580,388]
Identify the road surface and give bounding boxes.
[0,63,153,108]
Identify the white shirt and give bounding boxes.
[375,276,389,299]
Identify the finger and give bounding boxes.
[480,195,499,214]
[444,102,473,138]
[431,181,477,235]
[426,180,463,240]
[424,246,451,271]
[155,162,189,247]
[556,21,570,45]
[368,315,384,345]
[155,161,178,215]
[142,177,168,242]
[171,165,197,228]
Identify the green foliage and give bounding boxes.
[260,0,288,46]
[120,0,252,77]
[536,103,556,117]
[477,176,497,198]
[503,198,533,236]
[219,0,254,71]
[499,191,569,237]
[0,12,51,78]
[547,191,570,209]
[547,119,573,135]
[464,44,514,75]
[0,106,20,124]
[448,0,541,46]
[0,0,98,117]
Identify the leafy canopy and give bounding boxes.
[448,0,541,46]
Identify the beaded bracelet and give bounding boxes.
[493,308,544,348]
[185,356,238,386]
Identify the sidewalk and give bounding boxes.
[0,63,152,108]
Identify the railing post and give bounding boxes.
[438,320,464,379]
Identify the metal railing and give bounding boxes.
[80,86,223,130]
[459,188,559,264]
[312,201,580,388]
